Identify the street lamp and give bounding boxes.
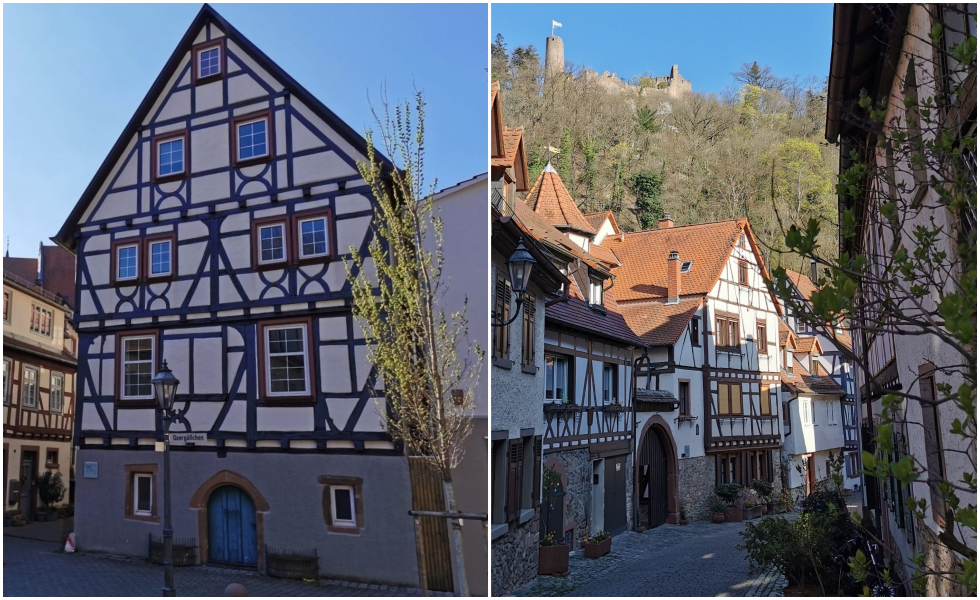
[492,238,537,327]
[151,360,180,597]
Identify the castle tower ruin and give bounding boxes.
[545,35,564,79]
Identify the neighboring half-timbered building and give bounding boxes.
[520,167,644,545]
[52,5,422,585]
[3,244,78,522]
[602,217,785,524]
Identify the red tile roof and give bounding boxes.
[586,243,621,267]
[583,211,621,235]
[511,195,607,273]
[604,219,745,302]
[492,126,524,168]
[547,277,646,347]
[782,356,845,396]
[794,336,820,355]
[3,257,37,283]
[620,298,703,346]
[785,268,818,301]
[524,166,597,234]
[779,322,797,349]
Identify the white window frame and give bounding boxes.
[133,473,153,516]
[589,279,603,306]
[197,45,222,79]
[264,324,310,397]
[3,358,11,405]
[330,485,356,528]
[156,137,185,178]
[602,363,616,405]
[50,373,64,414]
[801,398,811,426]
[236,118,270,162]
[297,216,330,259]
[22,365,39,409]
[148,239,173,278]
[680,261,693,273]
[544,354,569,402]
[120,335,156,400]
[30,304,54,338]
[257,223,287,265]
[116,243,140,282]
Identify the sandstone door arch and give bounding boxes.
[636,416,680,529]
[189,470,269,571]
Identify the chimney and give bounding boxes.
[809,259,817,284]
[667,251,680,304]
[658,212,674,229]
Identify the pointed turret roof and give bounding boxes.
[524,163,596,235]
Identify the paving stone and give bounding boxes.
[2,535,434,597]
[513,515,796,597]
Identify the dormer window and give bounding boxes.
[233,112,272,166]
[153,132,188,182]
[589,278,604,306]
[192,40,224,84]
[681,261,693,273]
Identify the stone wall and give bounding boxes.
[490,512,539,596]
[678,455,716,521]
[546,448,591,548]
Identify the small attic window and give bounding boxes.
[192,39,225,85]
[681,261,693,273]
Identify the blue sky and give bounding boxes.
[492,3,833,93]
[2,3,488,258]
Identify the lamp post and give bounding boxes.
[151,360,180,597]
[492,238,537,328]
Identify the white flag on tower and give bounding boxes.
[552,20,562,29]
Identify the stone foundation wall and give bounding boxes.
[678,455,716,521]
[624,453,635,532]
[491,513,539,596]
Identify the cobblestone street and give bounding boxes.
[514,516,789,597]
[2,533,434,597]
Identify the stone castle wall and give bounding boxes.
[546,448,634,547]
[491,511,540,596]
[678,455,717,521]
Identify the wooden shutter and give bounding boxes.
[522,296,535,366]
[505,439,523,522]
[494,275,511,360]
[718,383,729,415]
[532,436,542,507]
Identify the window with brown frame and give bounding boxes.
[691,316,701,346]
[760,384,771,415]
[151,131,188,183]
[124,464,159,522]
[738,260,748,285]
[3,291,10,323]
[111,236,178,285]
[258,319,315,403]
[45,449,59,469]
[679,381,690,415]
[756,322,767,356]
[117,332,158,403]
[521,295,535,369]
[919,374,948,524]
[294,209,335,263]
[317,475,364,534]
[715,314,740,349]
[29,304,53,337]
[716,450,773,486]
[145,234,176,281]
[232,111,273,167]
[192,39,225,85]
[717,382,742,415]
[492,273,511,364]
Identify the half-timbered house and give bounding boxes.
[781,267,859,489]
[520,167,644,545]
[490,81,568,596]
[52,5,422,585]
[778,324,848,494]
[3,244,77,521]
[601,217,785,524]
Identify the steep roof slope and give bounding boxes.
[524,165,596,235]
[785,268,818,300]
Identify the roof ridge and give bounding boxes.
[623,218,744,235]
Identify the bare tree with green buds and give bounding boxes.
[768,5,975,596]
[346,91,484,596]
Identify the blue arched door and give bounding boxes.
[208,485,257,566]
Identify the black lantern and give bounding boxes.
[506,238,536,302]
[151,360,180,412]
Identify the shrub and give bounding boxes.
[709,497,727,514]
[715,483,741,506]
[37,471,65,508]
[751,479,774,503]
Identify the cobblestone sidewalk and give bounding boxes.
[513,517,791,597]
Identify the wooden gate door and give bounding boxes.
[639,429,668,529]
[208,486,258,566]
[20,451,37,521]
[408,457,454,593]
[603,457,627,535]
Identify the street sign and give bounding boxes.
[83,461,99,479]
[168,432,208,445]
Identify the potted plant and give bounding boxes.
[752,479,774,515]
[743,498,763,520]
[36,471,65,522]
[538,532,570,575]
[581,530,611,558]
[710,497,727,523]
[679,505,689,525]
[715,483,743,522]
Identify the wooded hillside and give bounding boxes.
[492,35,840,268]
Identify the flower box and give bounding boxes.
[538,543,570,575]
[724,506,743,522]
[582,536,611,559]
[744,505,763,520]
